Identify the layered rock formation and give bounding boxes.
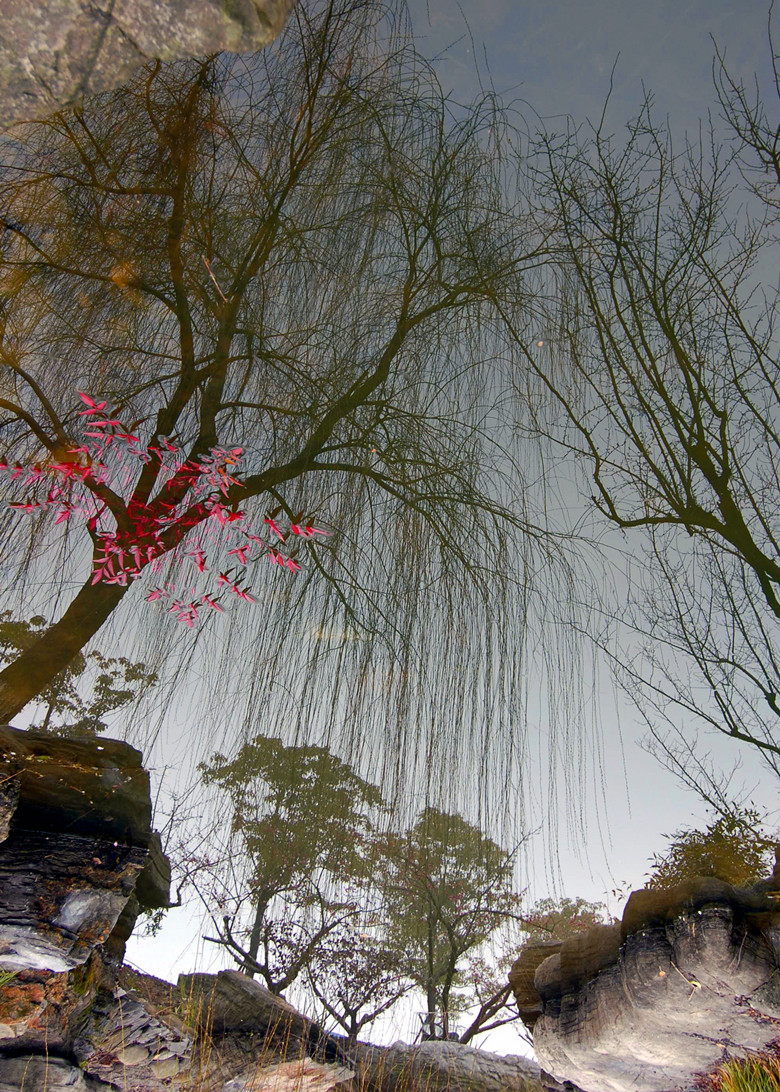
[0,725,172,1083]
[0,0,296,130]
[355,1039,542,1092]
[511,870,780,1092]
[0,727,542,1092]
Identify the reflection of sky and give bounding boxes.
[405,0,771,134]
[7,0,776,1056]
[404,0,780,890]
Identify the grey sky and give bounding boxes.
[405,0,772,134]
[392,0,780,893]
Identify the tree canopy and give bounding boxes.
[646,808,776,890]
[0,0,567,825]
[378,806,523,1039]
[197,735,384,991]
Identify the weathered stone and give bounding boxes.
[512,873,780,1092]
[0,0,297,130]
[0,726,152,846]
[0,728,171,1073]
[509,942,563,1030]
[354,1040,543,1092]
[222,1058,356,1092]
[177,968,343,1062]
[0,1054,103,1091]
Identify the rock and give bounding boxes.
[0,1054,103,1090]
[0,725,153,847]
[511,874,780,1092]
[0,727,171,1069]
[178,969,346,1062]
[509,942,563,1030]
[221,1058,356,1092]
[77,985,193,1087]
[0,0,296,130]
[354,1039,543,1092]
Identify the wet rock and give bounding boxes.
[0,726,152,847]
[0,1054,103,1090]
[0,0,296,130]
[178,969,345,1062]
[511,874,780,1092]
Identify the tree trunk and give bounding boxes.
[0,577,130,723]
[242,894,271,979]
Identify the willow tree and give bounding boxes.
[499,37,780,810]
[0,0,559,802]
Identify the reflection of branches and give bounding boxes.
[503,45,780,810]
[203,908,354,995]
[0,0,582,835]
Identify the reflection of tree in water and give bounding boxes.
[0,0,588,829]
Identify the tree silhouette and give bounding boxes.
[0,1,556,808]
[0,610,157,736]
[196,736,384,993]
[495,32,780,811]
[378,807,524,1040]
[304,912,411,1047]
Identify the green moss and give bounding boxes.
[70,959,96,997]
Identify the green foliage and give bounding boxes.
[0,611,157,737]
[198,737,386,992]
[378,807,523,1035]
[0,970,17,991]
[200,736,385,897]
[704,1052,780,1092]
[646,808,776,890]
[521,896,613,942]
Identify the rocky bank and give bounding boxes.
[0,0,296,130]
[0,726,543,1092]
[511,869,780,1092]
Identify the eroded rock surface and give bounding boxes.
[511,871,780,1092]
[355,1039,543,1092]
[0,0,296,129]
[0,726,170,1078]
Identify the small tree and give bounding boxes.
[304,910,411,1047]
[0,610,157,736]
[379,807,524,1040]
[646,808,777,890]
[197,737,384,993]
